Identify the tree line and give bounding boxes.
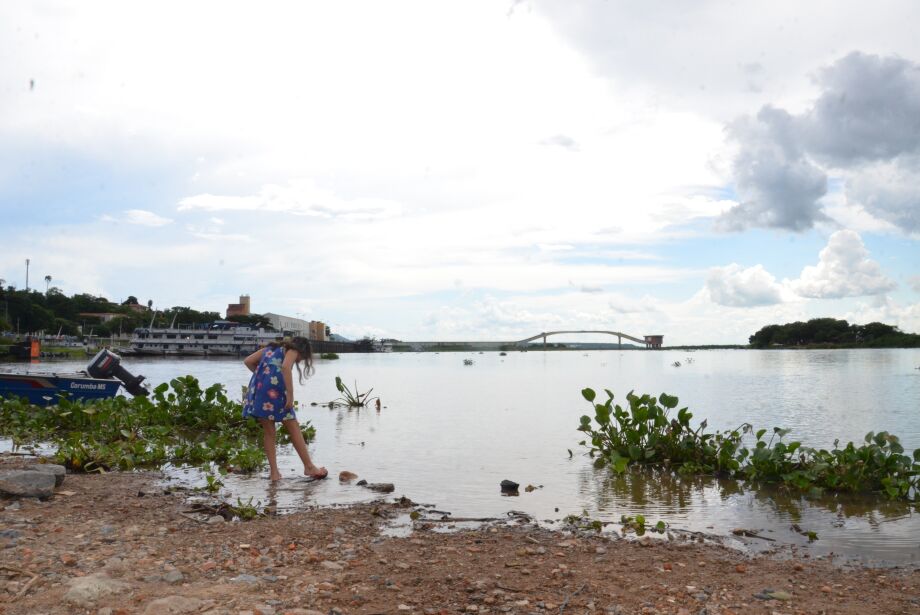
[749,318,920,348]
[0,286,273,338]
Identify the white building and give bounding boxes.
[263,313,310,337]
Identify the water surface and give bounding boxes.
[7,348,920,564]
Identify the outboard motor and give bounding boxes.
[86,349,149,397]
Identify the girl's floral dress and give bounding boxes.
[243,346,295,422]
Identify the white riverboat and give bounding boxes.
[127,321,283,357]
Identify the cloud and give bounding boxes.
[910,275,920,293]
[718,107,827,231]
[802,52,920,165]
[721,52,920,233]
[178,179,404,221]
[792,230,896,298]
[705,263,784,307]
[540,134,579,150]
[846,156,920,233]
[101,209,173,227]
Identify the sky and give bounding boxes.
[0,0,918,344]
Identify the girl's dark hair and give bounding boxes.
[268,336,314,384]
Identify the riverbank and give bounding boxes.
[1,464,918,614]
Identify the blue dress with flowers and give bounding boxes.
[243,346,296,422]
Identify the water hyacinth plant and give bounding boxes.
[0,375,314,473]
[330,376,379,408]
[577,387,920,501]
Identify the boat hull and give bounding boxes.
[0,373,121,405]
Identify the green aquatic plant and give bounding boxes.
[0,375,314,473]
[330,376,379,408]
[577,387,920,501]
[320,352,340,360]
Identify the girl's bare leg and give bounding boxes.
[282,419,327,478]
[259,419,282,481]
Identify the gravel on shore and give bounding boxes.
[0,464,918,615]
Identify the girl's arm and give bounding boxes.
[281,350,298,408]
[243,348,265,373]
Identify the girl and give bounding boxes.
[243,336,327,481]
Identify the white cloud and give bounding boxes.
[792,230,896,298]
[705,263,785,307]
[101,209,173,227]
[178,179,404,221]
[721,52,920,233]
[844,295,920,335]
[910,275,920,293]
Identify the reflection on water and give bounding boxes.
[6,348,920,564]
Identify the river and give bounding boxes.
[7,348,920,565]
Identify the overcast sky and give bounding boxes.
[1,1,918,343]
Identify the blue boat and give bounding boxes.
[0,372,122,405]
[0,349,148,406]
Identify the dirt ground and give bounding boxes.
[1,463,919,615]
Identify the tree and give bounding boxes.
[122,295,139,305]
[44,274,52,294]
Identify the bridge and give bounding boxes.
[516,330,663,349]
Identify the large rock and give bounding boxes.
[25,463,66,487]
[63,573,132,607]
[356,479,395,493]
[0,469,56,498]
[143,595,212,614]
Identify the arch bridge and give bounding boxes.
[516,330,663,349]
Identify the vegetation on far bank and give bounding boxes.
[577,387,920,501]
[0,285,274,337]
[0,375,313,473]
[749,318,920,348]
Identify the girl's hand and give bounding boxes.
[284,399,294,411]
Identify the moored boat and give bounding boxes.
[0,349,149,406]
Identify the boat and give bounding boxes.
[128,320,282,357]
[0,349,148,406]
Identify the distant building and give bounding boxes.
[308,320,327,342]
[226,295,251,318]
[78,312,121,323]
[261,313,327,342]
[263,313,308,337]
[644,335,664,349]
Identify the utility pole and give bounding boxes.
[25,259,30,291]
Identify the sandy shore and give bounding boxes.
[1,466,918,615]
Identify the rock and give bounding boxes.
[207,515,225,524]
[735,564,747,573]
[321,560,344,571]
[63,573,132,607]
[0,469,56,498]
[282,610,326,615]
[339,471,358,482]
[25,463,66,487]
[356,481,395,493]
[163,569,185,584]
[500,480,519,493]
[231,574,260,584]
[143,595,210,614]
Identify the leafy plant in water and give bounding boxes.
[576,387,920,501]
[231,496,261,520]
[320,352,339,360]
[330,376,379,408]
[0,375,315,474]
[619,514,667,536]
